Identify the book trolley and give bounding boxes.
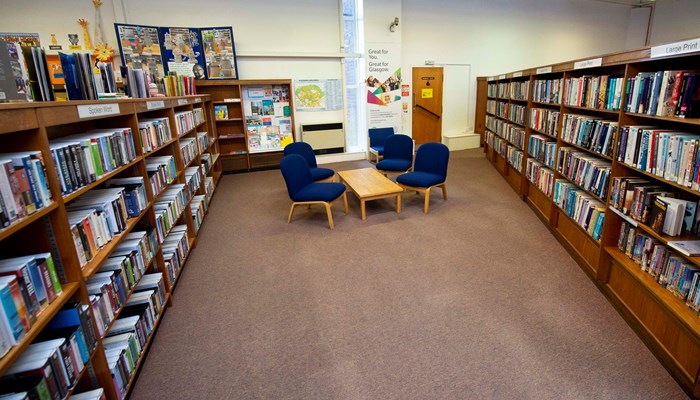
[0,95,221,399]
[475,38,700,398]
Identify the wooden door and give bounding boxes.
[412,67,443,145]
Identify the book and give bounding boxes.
[214,105,228,121]
[667,241,700,257]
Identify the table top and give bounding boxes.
[337,168,403,198]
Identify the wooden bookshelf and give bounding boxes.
[475,40,700,398]
[0,95,218,400]
[196,79,297,173]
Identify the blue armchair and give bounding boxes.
[284,141,335,182]
[368,127,394,163]
[280,154,348,229]
[376,134,414,175]
[396,142,449,213]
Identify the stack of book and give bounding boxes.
[153,185,189,244]
[526,159,555,197]
[560,114,618,158]
[495,102,508,119]
[174,111,195,136]
[0,151,53,228]
[184,167,202,195]
[190,195,207,234]
[200,153,212,176]
[497,82,509,98]
[162,226,190,287]
[528,134,557,168]
[49,128,137,196]
[487,83,497,97]
[105,177,148,218]
[553,179,605,240]
[138,118,172,153]
[59,53,118,100]
[180,138,198,167]
[204,177,214,203]
[508,103,527,126]
[145,156,177,199]
[504,124,525,149]
[624,70,700,118]
[509,81,529,101]
[67,188,130,267]
[532,78,562,104]
[162,75,196,97]
[193,108,205,126]
[486,100,496,115]
[196,132,209,154]
[507,146,523,172]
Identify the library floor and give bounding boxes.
[130,149,689,400]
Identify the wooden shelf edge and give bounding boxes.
[554,203,603,246]
[0,202,58,242]
[63,157,143,203]
[143,136,177,158]
[0,282,80,375]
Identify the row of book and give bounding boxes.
[103,273,166,400]
[120,66,156,99]
[60,52,119,101]
[88,229,157,337]
[185,167,203,197]
[146,156,177,200]
[201,153,213,176]
[180,138,199,168]
[162,75,197,97]
[204,177,215,203]
[529,108,559,137]
[191,195,208,234]
[618,222,700,312]
[507,146,523,172]
[0,151,53,228]
[532,78,562,104]
[0,302,98,399]
[563,74,624,111]
[138,118,172,154]
[557,147,612,200]
[509,103,527,126]
[67,187,136,268]
[486,116,525,149]
[553,179,605,241]
[497,83,508,98]
[487,83,497,98]
[196,132,210,154]
[560,114,618,158]
[619,128,700,191]
[525,159,555,197]
[609,176,700,238]
[624,70,700,118]
[50,129,137,196]
[0,253,63,357]
[510,81,529,101]
[174,111,195,136]
[162,226,190,288]
[193,108,205,127]
[153,185,190,245]
[528,134,557,168]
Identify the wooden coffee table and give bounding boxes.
[337,168,403,220]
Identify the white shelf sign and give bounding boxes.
[574,58,602,70]
[194,98,202,103]
[651,38,700,58]
[536,66,552,74]
[178,99,190,106]
[512,72,523,78]
[77,104,120,119]
[146,100,165,110]
[498,74,506,79]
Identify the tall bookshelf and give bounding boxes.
[0,95,219,400]
[196,79,296,173]
[475,41,700,398]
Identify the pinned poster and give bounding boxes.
[365,42,402,129]
[421,88,433,98]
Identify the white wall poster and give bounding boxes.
[365,42,401,130]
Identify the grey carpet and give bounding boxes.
[130,148,689,400]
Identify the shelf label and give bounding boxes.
[146,100,165,110]
[536,66,552,74]
[512,71,523,78]
[77,103,120,119]
[194,98,202,103]
[651,37,700,58]
[574,57,602,70]
[498,74,506,79]
[178,99,190,106]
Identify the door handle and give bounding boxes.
[413,92,416,109]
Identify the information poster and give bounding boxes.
[293,79,343,112]
[115,24,165,78]
[365,42,402,129]
[201,27,238,80]
[243,85,293,153]
[159,27,206,78]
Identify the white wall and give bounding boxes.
[650,0,700,46]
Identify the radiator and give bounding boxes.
[300,122,345,155]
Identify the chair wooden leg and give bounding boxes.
[287,203,296,223]
[440,184,447,200]
[342,192,348,214]
[424,188,431,214]
[324,202,334,230]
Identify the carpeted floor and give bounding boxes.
[130,148,690,400]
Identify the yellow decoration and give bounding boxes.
[78,19,92,50]
[421,88,433,99]
[94,42,114,62]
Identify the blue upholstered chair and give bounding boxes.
[284,141,335,182]
[280,154,348,229]
[396,142,449,214]
[368,127,394,162]
[376,134,414,175]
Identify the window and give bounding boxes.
[341,0,365,152]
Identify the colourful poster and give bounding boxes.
[115,24,165,78]
[365,42,402,130]
[159,27,205,78]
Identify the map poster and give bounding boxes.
[243,84,293,152]
[293,79,343,112]
[200,27,238,80]
[365,42,402,131]
[115,23,165,79]
[159,27,206,78]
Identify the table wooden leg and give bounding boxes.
[361,200,366,220]
[396,194,401,214]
